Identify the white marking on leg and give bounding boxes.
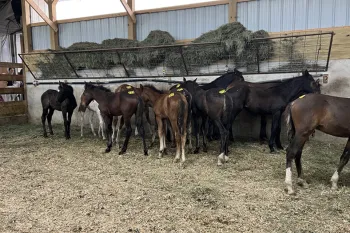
[218,153,224,166]
[89,112,96,136]
[159,134,164,158]
[331,171,339,190]
[224,155,229,162]
[135,126,139,136]
[80,112,84,137]
[285,168,294,194]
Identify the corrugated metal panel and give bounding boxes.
[32,26,50,50]
[237,0,350,32]
[58,16,128,48]
[136,4,228,41]
[30,0,49,23]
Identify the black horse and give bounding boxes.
[179,78,233,165]
[243,70,321,152]
[41,81,77,139]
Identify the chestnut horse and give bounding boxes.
[79,83,148,155]
[139,84,188,165]
[284,93,350,194]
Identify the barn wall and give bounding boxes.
[237,0,350,32]
[58,16,128,48]
[32,26,51,50]
[136,4,228,41]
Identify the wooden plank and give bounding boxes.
[0,75,24,81]
[228,0,237,23]
[127,0,136,40]
[0,114,28,125]
[0,101,26,117]
[135,0,229,14]
[25,0,58,32]
[0,62,23,68]
[121,0,136,23]
[21,0,32,52]
[48,0,59,50]
[0,88,24,95]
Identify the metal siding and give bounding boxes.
[32,26,50,50]
[320,0,334,28]
[237,2,248,28]
[258,0,270,31]
[30,0,49,23]
[247,1,258,31]
[269,0,282,32]
[307,0,321,29]
[282,0,294,31]
[58,16,127,48]
[294,0,308,30]
[334,0,348,26]
[136,4,228,41]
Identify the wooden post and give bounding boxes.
[48,0,59,49]
[228,0,237,23]
[21,0,32,52]
[127,0,136,40]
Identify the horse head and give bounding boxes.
[301,69,321,94]
[181,77,199,93]
[57,81,75,103]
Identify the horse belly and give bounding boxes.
[318,116,350,138]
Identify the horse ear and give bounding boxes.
[183,77,186,82]
[303,69,309,76]
[194,78,197,83]
[139,84,143,91]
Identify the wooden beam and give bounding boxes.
[0,101,27,117]
[47,0,59,49]
[0,62,23,68]
[120,0,136,23]
[0,75,24,82]
[25,0,58,32]
[21,0,32,52]
[0,88,25,95]
[228,0,237,23]
[126,0,136,40]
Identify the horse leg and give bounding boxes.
[170,119,181,163]
[80,111,85,137]
[136,111,148,156]
[47,108,54,135]
[163,119,169,154]
[285,135,308,195]
[97,111,105,140]
[61,110,69,139]
[116,116,124,148]
[89,111,97,137]
[260,115,268,143]
[269,111,282,153]
[67,110,73,139]
[214,119,228,166]
[42,107,49,137]
[275,116,284,150]
[103,115,113,153]
[193,116,201,154]
[187,118,193,153]
[119,116,132,155]
[202,116,208,152]
[112,116,118,144]
[150,110,157,147]
[331,138,350,190]
[156,116,165,158]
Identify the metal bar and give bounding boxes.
[179,47,189,76]
[255,41,260,73]
[63,53,80,78]
[116,51,130,77]
[18,54,36,80]
[19,42,222,55]
[325,32,334,71]
[253,32,334,41]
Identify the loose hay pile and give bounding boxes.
[36,23,275,78]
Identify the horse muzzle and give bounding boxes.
[78,103,87,112]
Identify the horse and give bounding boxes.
[79,83,148,155]
[284,93,350,194]
[179,78,233,166]
[112,84,157,148]
[41,81,77,139]
[78,99,106,140]
[200,70,244,90]
[139,84,188,165]
[242,70,321,153]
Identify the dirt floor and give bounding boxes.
[1,124,350,233]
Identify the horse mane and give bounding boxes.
[266,74,313,90]
[86,83,112,92]
[144,84,164,94]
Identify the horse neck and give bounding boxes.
[90,88,112,104]
[145,89,162,105]
[280,79,305,101]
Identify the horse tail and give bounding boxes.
[285,103,295,142]
[136,97,145,130]
[177,96,186,136]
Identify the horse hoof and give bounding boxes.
[144,150,148,156]
[224,155,229,162]
[203,148,208,153]
[193,148,200,154]
[331,185,338,191]
[173,158,180,163]
[50,132,54,135]
[171,144,176,148]
[270,148,276,153]
[163,149,168,155]
[43,134,48,138]
[105,148,111,153]
[277,146,284,150]
[119,150,126,155]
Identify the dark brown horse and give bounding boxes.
[41,82,77,139]
[139,84,188,165]
[284,93,350,194]
[112,84,156,147]
[79,83,148,155]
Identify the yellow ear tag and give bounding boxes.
[299,95,305,99]
[128,91,135,94]
[169,93,175,97]
[177,88,183,92]
[219,89,226,94]
[176,84,181,88]
[126,85,132,89]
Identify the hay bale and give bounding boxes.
[138,30,175,68]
